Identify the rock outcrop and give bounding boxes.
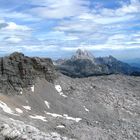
[0,52,56,94]
[0,119,74,140]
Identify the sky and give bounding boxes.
[0,0,140,59]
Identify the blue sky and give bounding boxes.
[0,0,140,59]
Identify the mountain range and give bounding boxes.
[123,58,140,68]
[55,49,140,78]
[0,51,140,140]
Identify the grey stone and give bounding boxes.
[0,52,56,94]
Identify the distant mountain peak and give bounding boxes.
[55,49,140,77]
[9,52,24,58]
[108,55,117,60]
[71,49,95,60]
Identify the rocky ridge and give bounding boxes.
[0,52,56,94]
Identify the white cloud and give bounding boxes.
[106,34,127,44]
[50,0,140,52]
[0,0,140,54]
[0,20,32,46]
[37,31,79,41]
[60,32,140,51]
[0,19,5,23]
[65,35,79,41]
[55,0,140,36]
[28,0,89,19]
[0,45,22,53]
[79,13,134,24]
[4,36,22,43]
[0,44,59,54]
[0,9,40,22]
[27,0,140,22]
[3,22,31,31]
[107,32,140,45]
[21,45,59,52]
[116,0,140,15]
[61,44,140,51]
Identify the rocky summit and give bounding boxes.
[56,49,139,78]
[71,49,95,61]
[0,52,140,140]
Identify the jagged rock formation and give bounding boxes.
[0,52,56,94]
[71,49,95,61]
[56,49,138,78]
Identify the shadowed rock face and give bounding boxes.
[55,49,138,78]
[0,52,56,94]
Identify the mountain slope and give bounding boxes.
[0,74,140,140]
[0,52,140,140]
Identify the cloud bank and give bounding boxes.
[0,0,140,58]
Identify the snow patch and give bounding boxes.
[44,101,50,109]
[23,106,31,110]
[20,91,23,95]
[26,100,28,103]
[29,115,47,122]
[57,125,65,128]
[15,108,23,114]
[62,94,67,98]
[46,112,63,118]
[0,101,17,115]
[63,114,82,122]
[46,112,82,122]
[19,88,23,95]
[83,106,89,112]
[31,85,34,92]
[55,85,62,93]
[55,85,67,98]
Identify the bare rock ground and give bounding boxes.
[0,74,140,140]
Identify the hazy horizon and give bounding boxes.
[1,48,140,62]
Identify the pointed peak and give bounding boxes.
[109,55,117,60]
[71,49,95,60]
